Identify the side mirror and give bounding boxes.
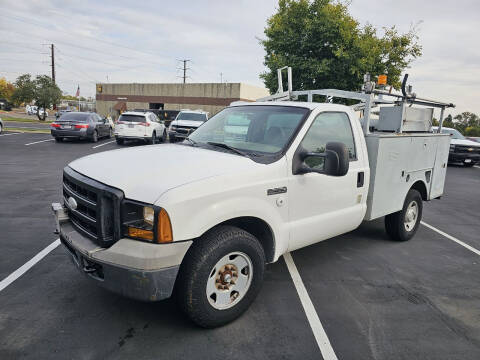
[293,142,349,176]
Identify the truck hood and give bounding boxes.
[451,139,480,147]
[171,119,205,128]
[68,144,256,203]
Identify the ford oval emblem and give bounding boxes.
[68,197,78,210]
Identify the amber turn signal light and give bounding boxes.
[157,208,173,243]
[128,227,154,241]
[377,74,387,85]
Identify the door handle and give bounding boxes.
[357,172,364,188]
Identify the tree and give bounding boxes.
[260,0,422,94]
[11,74,35,106]
[33,75,62,120]
[0,77,15,100]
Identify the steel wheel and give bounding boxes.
[206,251,253,310]
[404,200,418,232]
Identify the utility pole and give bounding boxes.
[50,44,55,84]
[178,59,191,83]
[220,72,223,83]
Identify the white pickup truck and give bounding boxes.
[52,70,453,327]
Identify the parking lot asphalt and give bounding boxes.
[0,132,479,359]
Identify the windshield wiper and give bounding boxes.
[206,142,254,157]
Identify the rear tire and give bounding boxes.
[91,130,98,143]
[385,189,422,241]
[116,138,124,145]
[55,137,63,142]
[464,162,475,167]
[176,225,265,328]
[0,122,3,134]
[151,132,157,144]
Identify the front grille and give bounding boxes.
[176,126,197,135]
[456,145,480,155]
[63,166,123,247]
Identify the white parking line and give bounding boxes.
[25,138,54,146]
[0,239,60,292]
[0,132,23,137]
[421,221,480,256]
[474,165,480,169]
[92,140,116,149]
[284,252,338,360]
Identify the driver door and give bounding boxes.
[287,111,367,251]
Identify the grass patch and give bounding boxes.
[1,116,53,123]
[4,127,50,134]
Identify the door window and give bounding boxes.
[299,112,356,170]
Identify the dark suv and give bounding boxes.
[51,112,113,142]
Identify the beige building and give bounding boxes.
[95,82,270,118]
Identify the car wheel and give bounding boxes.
[385,189,423,241]
[91,130,98,143]
[169,135,176,143]
[108,127,113,139]
[464,162,475,167]
[176,225,265,328]
[150,132,157,144]
[161,130,167,142]
[0,122,2,134]
[55,137,63,142]
[116,137,124,145]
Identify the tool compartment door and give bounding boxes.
[430,135,450,199]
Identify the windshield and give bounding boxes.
[188,105,309,154]
[176,112,207,121]
[118,114,146,123]
[59,113,89,122]
[441,128,465,140]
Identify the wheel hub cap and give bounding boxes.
[206,252,253,310]
[404,201,418,232]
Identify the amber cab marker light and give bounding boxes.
[128,227,153,241]
[377,74,387,86]
[157,208,173,243]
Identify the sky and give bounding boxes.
[0,0,478,116]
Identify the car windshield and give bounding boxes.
[59,113,89,122]
[188,105,309,154]
[119,114,146,123]
[177,112,207,121]
[441,128,465,140]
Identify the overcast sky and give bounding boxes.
[0,0,478,116]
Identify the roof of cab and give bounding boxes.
[229,101,349,111]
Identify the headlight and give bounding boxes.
[122,201,172,243]
[449,144,455,151]
[169,125,177,130]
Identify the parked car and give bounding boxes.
[26,105,37,115]
[55,109,72,119]
[0,98,12,111]
[51,112,113,142]
[0,117,3,134]
[114,111,166,145]
[432,126,480,166]
[168,110,208,142]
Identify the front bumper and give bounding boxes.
[448,152,480,164]
[53,203,191,302]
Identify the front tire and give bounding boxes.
[464,162,475,167]
[116,137,124,145]
[55,137,63,142]
[169,134,176,143]
[385,189,423,241]
[176,225,265,328]
[161,130,167,142]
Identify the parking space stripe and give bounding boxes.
[0,239,60,292]
[284,252,338,360]
[474,165,480,169]
[25,138,54,146]
[421,221,480,256]
[92,140,116,149]
[0,132,23,137]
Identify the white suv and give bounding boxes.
[115,111,166,145]
[168,110,208,142]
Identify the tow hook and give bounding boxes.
[83,265,97,274]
